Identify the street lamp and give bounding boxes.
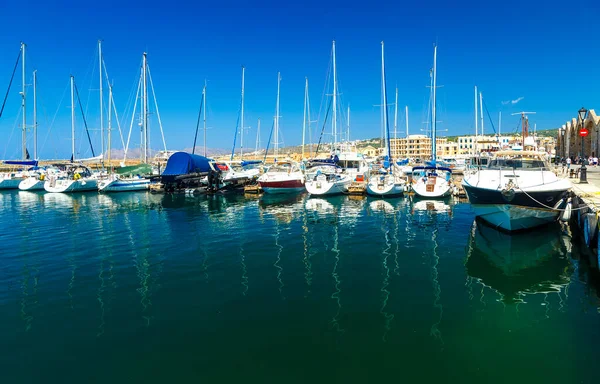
[579,107,588,183]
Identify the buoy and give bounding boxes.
[560,198,572,222]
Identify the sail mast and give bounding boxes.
[98,40,104,166]
[431,45,437,163]
[255,118,261,157]
[142,52,148,163]
[275,72,281,158]
[405,106,408,137]
[302,77,307,160]
[332,40,337,151]
[474,85,478,155]
[203,80,207,157]
[70,75,75,161]
[240,66,245,160]
[21,42,26,160]
[33,70,37,160]
[347,105,350,142]
[479,92,484,138]
[108,80,112,168]
[394,87,398,143]
[382,41,391,161]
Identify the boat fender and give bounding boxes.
[74,173,81,180]
[560,198,572,222]
[553,197,565,210]
[39,174,45,181]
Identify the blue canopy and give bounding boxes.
[161,152,212,181]
[3,160,38,167]
[396,158,409,166]
[412,166,452,173]
[241,160,262,167]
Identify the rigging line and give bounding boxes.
[230,99,242,161]
[314,96,333,157]
[74,80,96,156]
[40,78,69,156]
[0,48,21,119]
[481,97,497,135]
[315,49,333,143]
[192,89,204,155]
[3,108,21,159]
[147,65,168,153]
[263,119,275,163]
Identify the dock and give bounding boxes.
[348,181,367,195]
[557,164,600,271]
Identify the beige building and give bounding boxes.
[388,135,455,160]
[361,145,378,157]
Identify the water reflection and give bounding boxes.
[260,194,304,224]
[465,220,572,304]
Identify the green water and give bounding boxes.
[1,191,599,383]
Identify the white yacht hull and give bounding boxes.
[44,178,98,193]
[366,175,406,197]
[0,177,24,190]
[305,176,352,196]
[98,178,150,192]
[412,177,452,198]
[18,177,45,191]
[471,203,559,232]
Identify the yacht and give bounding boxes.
[257,161,305,194]
[44,164,99,193]
[462,150,571,231]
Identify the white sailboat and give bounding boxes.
[412,45,452,198]
[99,49,151,192]
[305,41,355,196]
[367,42,406,197]
[44,76,98,193]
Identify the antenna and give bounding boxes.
[511,111,536,144]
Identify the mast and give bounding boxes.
[381,41,391,162]
[332,40,337,151]
[70,75,75,161]
[499,111,502,136]
[275,72,281,158]
[405,106,409,137]
[21,42,26,160]
[240,66,245,160]
[33,70,37,160]
[302,77,307,160]
[474,86,478,155]
[347,105,350,142]
[98,40,104,166]
[479,92,484,138]
[203,80,207,157]
[431,45,437,163]
[142,52,148,163]
[108,80,113,168]
[394,87,398,143]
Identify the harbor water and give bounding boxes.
[1,191,599,383]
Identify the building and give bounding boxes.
[557,109,600,160]
[457,135,516,154]
[389,135,452,160]
[361,145,378,157]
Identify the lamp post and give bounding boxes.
[579,107,588,183]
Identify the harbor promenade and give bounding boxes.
[558,163,600,208]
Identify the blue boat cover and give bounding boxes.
[4,160,38,167]
[161,152,212,179]
[396,158,409,166]
[412,166,452,173]
[241,160,262,167]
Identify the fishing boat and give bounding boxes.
[367,42,406,197]
[462,115,571,231]
[412,45,453,198]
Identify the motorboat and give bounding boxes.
[462,149,571,231]
[257,161,305,194]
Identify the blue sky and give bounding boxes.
[0,0,598,159]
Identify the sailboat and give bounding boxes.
[366,42,406,197]
[44,76,98,193]
[99,50,154,192]
[0,43,34,190]
[258,72,305,194]
[411,45,452,198]
[305,41,358,196]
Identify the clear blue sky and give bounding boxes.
[0,0,598,159]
